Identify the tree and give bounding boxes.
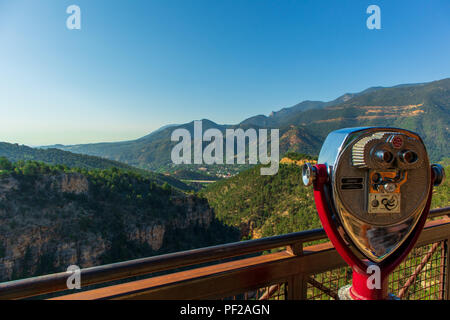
[22,162,39,176]
[0,157,12,171]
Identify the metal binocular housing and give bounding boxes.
[302,127,445,300]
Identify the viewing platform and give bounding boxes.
[1,206,449,300]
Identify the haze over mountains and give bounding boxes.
[35,78,450,169]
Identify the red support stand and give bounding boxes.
[349,267,389,300]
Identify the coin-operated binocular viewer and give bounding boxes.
[302,127,445,300]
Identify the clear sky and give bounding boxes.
[0,0,449,146]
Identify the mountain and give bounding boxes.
[0,160,239,281]
[0,142,193,191]
[241,101,327,127]
[136,124,179,141]
[44,78,450,169]
[240,84,418,128]
[283,79,450,160]
[48,119,230,171]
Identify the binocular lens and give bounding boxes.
[399,150,418,164]
[374,149,393,163]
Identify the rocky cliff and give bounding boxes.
[0,170,228,282]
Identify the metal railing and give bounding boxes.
[0,207,449,300]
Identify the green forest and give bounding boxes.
[201,162,320,239]
[201,155,450,239]
[0,142,194,191]
[0,157,240,280]
[0,150,448,282]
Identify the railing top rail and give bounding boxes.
[0,206,449,300]
[429,206,450,219]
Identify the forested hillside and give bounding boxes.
[0,151,447,282]
[0,142,133,170]
[200,162,320,239]
[0,142,193,191]
[0,159,239,281]
[201,155,450,240]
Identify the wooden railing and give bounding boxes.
[0,207,449,300]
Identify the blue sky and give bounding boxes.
[0,0,449,145]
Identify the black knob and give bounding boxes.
[399,150,417,164]
[372,172,382,183]
[432,164,446,187]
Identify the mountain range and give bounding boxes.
[34,78,450,168]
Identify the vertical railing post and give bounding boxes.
[286,241,307,299]
[445,239,450,300]
[287,274,308,300]
[286,242,303,256]
[439,241,446,300]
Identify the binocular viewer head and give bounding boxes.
[303,127,445,263]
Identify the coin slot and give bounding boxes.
[341,183,363,190]
[341,178,363,184]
